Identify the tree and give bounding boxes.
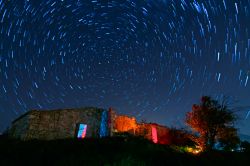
[186,96,238,151]
[168,128,196,146]
[240,141,250,153]
[217,127,240,151]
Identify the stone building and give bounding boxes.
[8,107,115,140]
[8,107,172,145]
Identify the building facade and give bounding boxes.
[8,107,171,144]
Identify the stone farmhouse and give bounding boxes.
[8,107,173,144]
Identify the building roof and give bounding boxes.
[12,107,106,124]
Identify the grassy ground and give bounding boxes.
[0,136,249,166]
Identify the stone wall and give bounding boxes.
[135,123,152,140]
[8,112,30,140]
[8,107,104,140]
[113,115,137,134]
[112,115,171,145]
[8,107,174,144]
[135,123,171,144]
[155,124,171,144]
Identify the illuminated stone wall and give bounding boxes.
[135,123,152,139]
[154,124,171,144]
[8,107,172,144]
[113,115,171,145]
[135,123,171,144]
[8,107,104,140]
[113,115,137,134]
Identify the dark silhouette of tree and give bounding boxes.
[217,127,240,151]
[240,141,250,153]
[168,128,196,146]
[186,96,238,151]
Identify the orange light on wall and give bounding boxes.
[151,126,158,143]
[114,116,137,133]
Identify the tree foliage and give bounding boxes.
[186,96,239,151]
[217,127,240,151]
[240,141,250,153]
[168,128,196,146]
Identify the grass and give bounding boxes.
[0,135,249,166]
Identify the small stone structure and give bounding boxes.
[8,107,172,144]
[8,107,114,140]
[116,119,172,144]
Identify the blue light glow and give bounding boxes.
[100,110,108,137]
[77,124,87,139]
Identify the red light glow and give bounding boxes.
[151,126,158,143]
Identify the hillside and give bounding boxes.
[0,136,249,166]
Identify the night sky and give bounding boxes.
[0,0,250,135]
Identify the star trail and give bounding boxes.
[0,0,250,135]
